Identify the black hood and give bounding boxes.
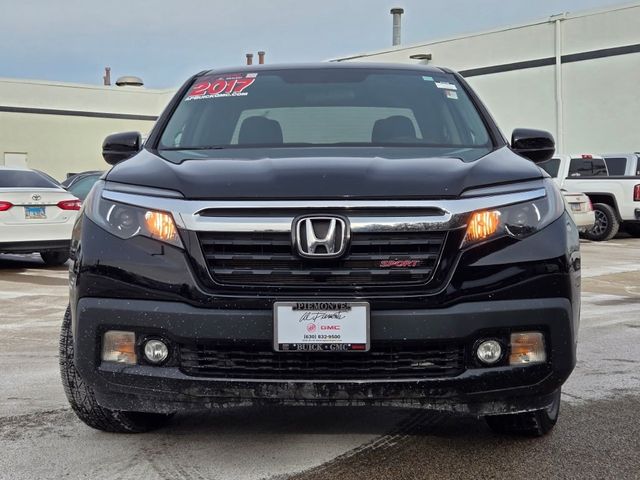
[106,147,543,200]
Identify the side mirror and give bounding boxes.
[102,131,142,165]
[511,128,555,164]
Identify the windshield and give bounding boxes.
[158,68,493,160]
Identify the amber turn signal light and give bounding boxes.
[102,330,136,364]
[465,210,501,243]
[509,332,546,365]
[144,211,178,243]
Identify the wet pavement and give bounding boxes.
[0,238,639,480]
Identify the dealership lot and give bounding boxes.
[0,239,639,480]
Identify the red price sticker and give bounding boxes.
[185,73,257,101]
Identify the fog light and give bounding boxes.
[102,331,136,364]
[509,332,546,365]
[143,339,169,364]
[476,340,502,365]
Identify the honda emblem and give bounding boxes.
[294,216,349,258]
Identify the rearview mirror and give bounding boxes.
[102,132,142,165]
[511,128,555,164]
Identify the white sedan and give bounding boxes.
[562,191,595,231]
[0,166,80,265]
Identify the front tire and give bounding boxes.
[40,251,69,266]
[583,203,619,241]
[485,388,561,437]
[59,306,173,433]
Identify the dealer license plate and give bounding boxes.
[274,301,370,352]
[25,206,46,219]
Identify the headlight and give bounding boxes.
[84,181,183,248]
[462,179,564,247]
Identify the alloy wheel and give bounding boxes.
[591,210,608,236]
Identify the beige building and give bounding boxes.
[0,78,174,180]
[333,2,640,155]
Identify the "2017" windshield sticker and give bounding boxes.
[185,73,257,101]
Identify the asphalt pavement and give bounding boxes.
[0,238,639,480]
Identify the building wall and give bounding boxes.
[334,2,640,155]
[0,78,175,180]
[2,2,638,181]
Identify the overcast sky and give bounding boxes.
[0,0,628,88]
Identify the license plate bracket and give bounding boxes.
[274,301,370,352]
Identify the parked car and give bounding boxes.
[0,166,80,265]
[601,153,640,177]
[562,191,595,231]
[61,63,580,437]
[539,154,640,240]
[62,170,102,187]
[61,171,103,201]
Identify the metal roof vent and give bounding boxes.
[115,76,144,87]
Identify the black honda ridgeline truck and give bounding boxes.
[61,63,580,436]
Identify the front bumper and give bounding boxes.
[74,296,575,416]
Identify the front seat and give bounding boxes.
[371,115,417,143]
[238,116,283,145]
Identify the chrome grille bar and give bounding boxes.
[101,188,546,233]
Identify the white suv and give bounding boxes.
[0,166,80,265]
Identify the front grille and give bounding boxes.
[179,341,465,380]
[198,231,447,288]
